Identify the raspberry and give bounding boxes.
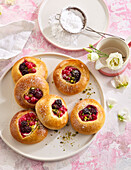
[24,95,30,100]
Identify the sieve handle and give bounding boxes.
[85,27,106,38]
[85,26,125,41]
[55,14,60,20]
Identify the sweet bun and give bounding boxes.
[70,99,105,135]
[10,110,48,144]
[12,56,48,83]
[14,74,49,109]
[53,59,90,95]
[35,94,68,130]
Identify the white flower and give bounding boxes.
[106,52,124,70]
[87,52,99,62]
[5,0,16,5]
[107,98,117,109]
[118,109,131,122]
[95,59,105,70]
[111,74,129,89]
[0,5,3,15]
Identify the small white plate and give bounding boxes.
[38,0,109,51]
[0,53,105,161]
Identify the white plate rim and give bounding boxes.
[38,0,109,51]
[0,52,105,161]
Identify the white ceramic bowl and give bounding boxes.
[96,37,130,76]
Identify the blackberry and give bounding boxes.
[21,121,28,127]
[35,91,43,99]
[29,89,36,95]
[90,107,97,115]
[19,63,26,71]
[20,127,26,133]
[55,99,62,107]
[52,104,60,109]
[87,105,98,115]
[22,70,29,75]
[25,126,32,133]
[71,69,80,78]
[83,108,90,114]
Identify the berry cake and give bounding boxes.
[14,74,49,109]
[10,110,48,144]
[35,95,68,130]
[12,56,48,83]
[71,99,105,135]
[53,59,90,95]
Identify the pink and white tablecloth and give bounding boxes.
[0,0,131,169]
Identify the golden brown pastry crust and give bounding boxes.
[10,110,48,144]
[14,74,49,109]
[35,94,68,130]
[53,59,90,95]
[70,99,105,135]
[12,56,48,83]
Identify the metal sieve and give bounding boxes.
[56,7,125,40]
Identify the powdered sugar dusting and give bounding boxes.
[49,14,79,46]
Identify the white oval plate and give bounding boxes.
[38,0,109,51]
[0,53,105,161]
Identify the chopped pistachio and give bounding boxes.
[30,87,35,90]
[118,114,125,121]
[108,104,113,109]
[84,116,88,121]
[82,89,87,93]
[54,130,58,133]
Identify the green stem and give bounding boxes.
[90,45,109,57]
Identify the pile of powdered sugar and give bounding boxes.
[60,10,83,34]
[48,11,83,46]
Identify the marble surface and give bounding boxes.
[0,0,131,169]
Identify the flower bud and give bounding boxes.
[87,52,99,62]
[89,44,94,48]
[83,48,93,53]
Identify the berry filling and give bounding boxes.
[24,87,43,104]
[62,66,81,84]
[18,112,38,137]
[128,41,131,48]
[79,105,98,121]
[52,99,67,118]
[19,59,36,75]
